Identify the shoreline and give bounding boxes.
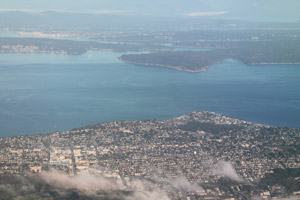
[0,111,271,139]
[251,62,300,65]
[119,56,300,73]
[118,57,210,73]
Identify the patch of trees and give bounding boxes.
[258,168,300,193]
[178,121,244,135]
[120,40,300,71]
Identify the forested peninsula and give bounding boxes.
[120,40,300,72]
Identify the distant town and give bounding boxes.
[1,27,300,72]
[0,112,299,199]
[0,37,172,55]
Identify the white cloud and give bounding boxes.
[39,172,170,199]
[213,161,244,182]
[86,10,131,14]
[170,177,203,192]
[127,179,170,200]
[0,8,41,13]
[186,11,229,17]
[40,172,118,195]
[0,8,131,15]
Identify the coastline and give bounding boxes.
[119,56,300,73]
[251,62,300,65]
[118,56,210,73]
[0,111,270,139]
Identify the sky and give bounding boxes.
[1,0,300,22]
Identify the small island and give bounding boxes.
[119,50,226,72]
[119,40,300,72]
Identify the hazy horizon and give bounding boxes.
[1,0,300,23]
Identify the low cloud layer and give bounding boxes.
[170,176,203,192]
[151,171,203,193]
[186,11,229,17]
[40,172,118,195]
[0,8,131,15]
[40,172,172,199]
[0,170,218,199]
[214,161,244,182]
[38,171,204,199]
[127,179,170,200]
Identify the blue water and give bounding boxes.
[0,52,300,137]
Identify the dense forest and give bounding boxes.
[120,40,300,72]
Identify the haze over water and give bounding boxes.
[0,51,300,137]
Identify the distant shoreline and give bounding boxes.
[251,62,300,65]
[118,57,212,73]
[119,56,300,73]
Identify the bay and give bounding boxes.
[0,51,300,137]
